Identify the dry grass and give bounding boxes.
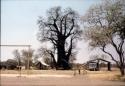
[86,69,125,81]
[1,68,125,81]
[0,69,74,75]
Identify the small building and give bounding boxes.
[87,58,111,71]
[88,62,98,71]
[34,61,50,70]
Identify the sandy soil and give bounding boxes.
[0,74,73,78]
[0,69,125,86]
[1,75,125,86]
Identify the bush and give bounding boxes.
[6,59,18,70]
[0,61,7,69]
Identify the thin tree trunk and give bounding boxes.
[101,45,125,76]
[120,66,125,76]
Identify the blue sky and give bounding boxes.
[1,0,99,62]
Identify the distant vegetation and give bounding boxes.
[1,0,124,77]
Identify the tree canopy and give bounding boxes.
[83,0,125,76]
[37,7,82,69]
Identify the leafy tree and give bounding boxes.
[37,7,82,69]
[83,0,125,76]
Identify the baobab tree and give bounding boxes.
[37,7,82,69]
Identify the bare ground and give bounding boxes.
[0,69,125,86]
[1,75,125,86]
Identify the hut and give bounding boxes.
[87,58,111,71]
[34,61,50,70]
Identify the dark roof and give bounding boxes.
[87,58,111,63]
[34,61,49,66]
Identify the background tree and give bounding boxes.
[89,54,99,60]
[82,0,125,76]
[69,53,76,64]
[37,7,82,69]
[22,49,34,69]
[13,49,21,68]
[37,47,56,69]
[89,54,108,61]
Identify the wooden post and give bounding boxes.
[108,62,111,71]
[18,66,21,77]
[78,69,81,75]
[74,69,76,76]
[97,62,99,71]
[27,45,31,75]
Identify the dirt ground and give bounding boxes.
[0,69,125,86]
[1,75,125,86]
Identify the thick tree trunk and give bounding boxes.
[57,38,70,69]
